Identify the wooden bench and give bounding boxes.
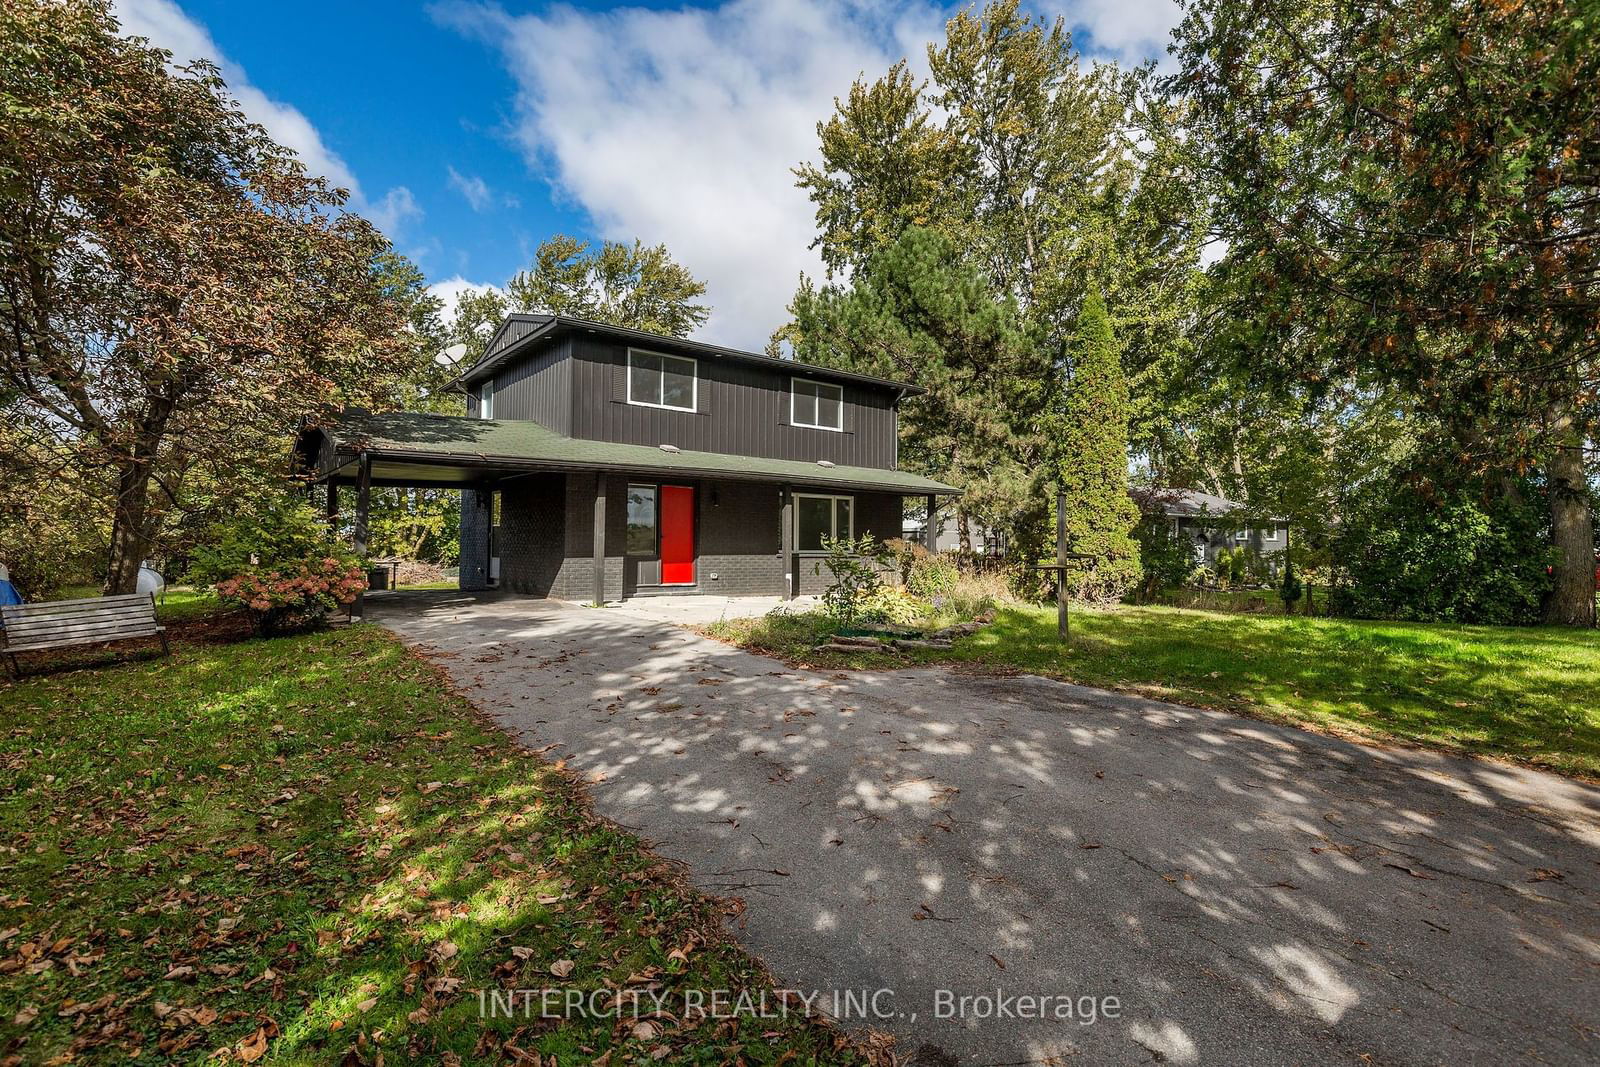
[2,593,168,678]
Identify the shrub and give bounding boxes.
[907,552,959,599]
[191,497,366,635]
[1278,553,1304,611]
[814,534,888,626]
[1133,517,1193,601]
[877,537,925,584]
[857,586,925,625]
[1331,472,1555,625]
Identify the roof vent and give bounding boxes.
[816,459,836,468]
[659,444,681,454]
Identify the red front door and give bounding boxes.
[660,485,695,584]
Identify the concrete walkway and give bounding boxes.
[372,592,1600,1066]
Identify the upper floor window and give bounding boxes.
[479,379,494,419]
[628,350,697,411]
[791,378,843,431]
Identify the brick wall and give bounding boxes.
[458,488,491,591]
[497,474,566,595]
[698,480,783,595]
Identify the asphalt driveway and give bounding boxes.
[371,592,1600,1066]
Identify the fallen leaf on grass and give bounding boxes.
[550,959,575,977]
[235,1024,273,1063]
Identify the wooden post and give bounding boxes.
[779,485,793,600]
[325,481,339,535]
[1056,490,1069,639]
[352,455,371,619]
[925,493,937,553]
[592,473,607,606]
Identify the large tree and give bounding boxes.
[1048,293,1141,601]
[506,236,709,338]
[789,227,1049,551]
[794,0,1206,441]
[1172,0,1599,624]
[1,0,417,593]
[444,236,712,367]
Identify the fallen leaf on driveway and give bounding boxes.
[989,954,1005,970]
[1383,863,1434,879]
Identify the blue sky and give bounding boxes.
[111,0,1178,348]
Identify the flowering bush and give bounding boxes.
[191,497,366,635]
[214,556,367,635]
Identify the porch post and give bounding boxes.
[353,454,371,619]
[592,473,607,606]
[925,493,937,553]
[779,485,793,600]
[325,481,339,537]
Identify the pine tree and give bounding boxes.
[1052,292,1141,602]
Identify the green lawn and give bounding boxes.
[707,604,1600,779]
[0,626,867,1065]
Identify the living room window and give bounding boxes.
[628,350,697,411]
[791,378,843,430]
[626,484,657,554]
[794,493,853,551]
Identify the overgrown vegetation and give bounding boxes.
[0,626,875,1065]
[190,498,366,635]
[708,604,1600,778]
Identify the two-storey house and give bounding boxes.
[297,315,958,603]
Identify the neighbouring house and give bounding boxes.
[1134,488,1290,568]
[296,314,958,602]
[901,511,1002,555]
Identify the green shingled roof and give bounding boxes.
[317,411,959,496]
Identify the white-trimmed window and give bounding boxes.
[795,493,853,551]
[628,350,697,411]
[791,378,844,430]
[479,378,494,419]
[1264,525,1282,544]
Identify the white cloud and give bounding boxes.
[1070,0,1184,63]
[447,166,495,212]
[111,0,421,240]
[434,0,946,350]
[427,276,502,324]
[367,187,424,236]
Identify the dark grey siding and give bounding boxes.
[565,336,898,468]
[490,335,573,432]
[483,316,547,359]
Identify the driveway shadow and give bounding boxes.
[372,592,1600,1066]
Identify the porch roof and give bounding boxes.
[300,410,960,496]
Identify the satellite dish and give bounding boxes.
[433,343,468,367]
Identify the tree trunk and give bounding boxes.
[103,396,176,595]
[105,459,155,595]
[1543,427,1595,627]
